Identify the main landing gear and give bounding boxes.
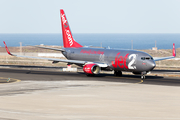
[141,71,146,79]
[114,71,122,77]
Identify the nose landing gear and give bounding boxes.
[141,71,147,79]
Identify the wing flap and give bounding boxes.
[85,62,108,67]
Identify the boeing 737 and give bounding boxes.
[3,9,176,79]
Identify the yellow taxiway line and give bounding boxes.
[0,77,21,84]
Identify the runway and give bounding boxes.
[0,68,179,86]
[0,68,180,120]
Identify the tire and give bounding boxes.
[141,75,145,79]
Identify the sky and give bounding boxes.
[0,0,180,33]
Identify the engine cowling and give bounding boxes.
[83,64,100,75]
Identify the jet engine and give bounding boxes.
[83,63,100,75]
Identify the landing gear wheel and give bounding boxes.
[141,71,147,79]
[114,71,122,77]
[141,75,145,79]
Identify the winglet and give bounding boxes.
[173,43,176,57]
[3,41,12,55]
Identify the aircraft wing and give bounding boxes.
[153,43,176,61]
[153,56,175,61]
[30,45,65,52]
[3,41,108,67]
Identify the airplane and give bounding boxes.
[3,9,176,79]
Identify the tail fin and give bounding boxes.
[173,43,176,57]
[60,9,82,48]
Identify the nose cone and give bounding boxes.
[152,62,156,68]
[146,60,156,71]
[150,61,156,70]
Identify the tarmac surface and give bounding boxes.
[0,67,180,120]
[0,67,179,86]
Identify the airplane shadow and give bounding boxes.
[78,72,164,79]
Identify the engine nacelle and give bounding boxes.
[83,64,100,75]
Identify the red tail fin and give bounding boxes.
[60,9,82,48]
[173,43,176,57]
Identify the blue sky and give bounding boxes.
[0,0,180,33]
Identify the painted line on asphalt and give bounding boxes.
[0,77,21,84]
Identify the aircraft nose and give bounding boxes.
[152,62,156,68]
[146,60,156,71]
[150,61,156,70]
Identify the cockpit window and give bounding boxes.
[141,57,145,60]
[141,57,153,60]
[146,57,150,60]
